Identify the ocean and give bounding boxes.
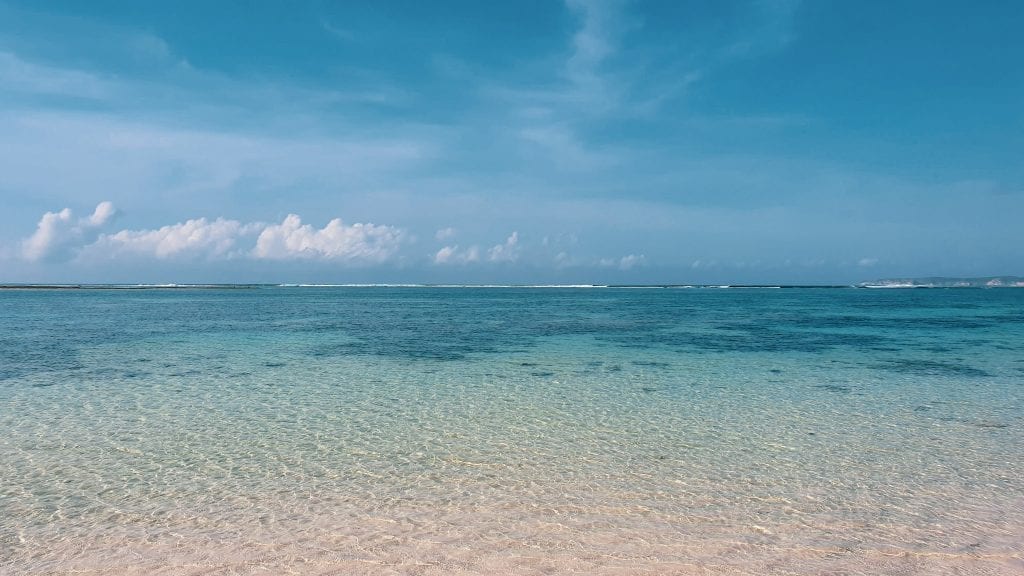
[1,286,1022,574]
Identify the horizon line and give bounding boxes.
[2,282,1022,290]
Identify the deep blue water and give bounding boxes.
[3,287,1022,378]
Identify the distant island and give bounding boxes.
[860,276,1024,288]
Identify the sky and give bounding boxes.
[0,0,1021,284]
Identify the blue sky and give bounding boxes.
[1,0,1021,284]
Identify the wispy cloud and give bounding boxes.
[0,51,109,100]
[487,232,521,263]
[600,253,646,270]
[0,111,433,218]
[433,244,480,265]
[564,0,623,108]
[723,0,802,58]
[320,17,356,42]
[617,253,645,270]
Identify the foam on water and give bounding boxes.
[1,287,1022,574]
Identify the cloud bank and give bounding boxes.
[88,217,258,259]
[19,202,405,265]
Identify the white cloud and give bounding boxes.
[21,208,73,262]
[617,254,645,270]
[253,214,403,262]
[87,217,257,260]
[21,201,117,261]
[85,201,117,227]
[435,227,457,241]
[858,257,878,267]
[488,232,520,262]
[433,245,457,264]
[599,253,646,270]
[18,204,405,265]
[433,244,480,265]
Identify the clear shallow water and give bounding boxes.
[1,287,1022,575]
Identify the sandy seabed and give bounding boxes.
[6,498,1023,576]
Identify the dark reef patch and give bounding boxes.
[814,384,852,394]
[972,421,1008,429]
[631,360,672,368]
[875,359,992,378]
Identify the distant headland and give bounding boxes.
[859,276,1024,288]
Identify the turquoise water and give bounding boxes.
[1,287,1023,574]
